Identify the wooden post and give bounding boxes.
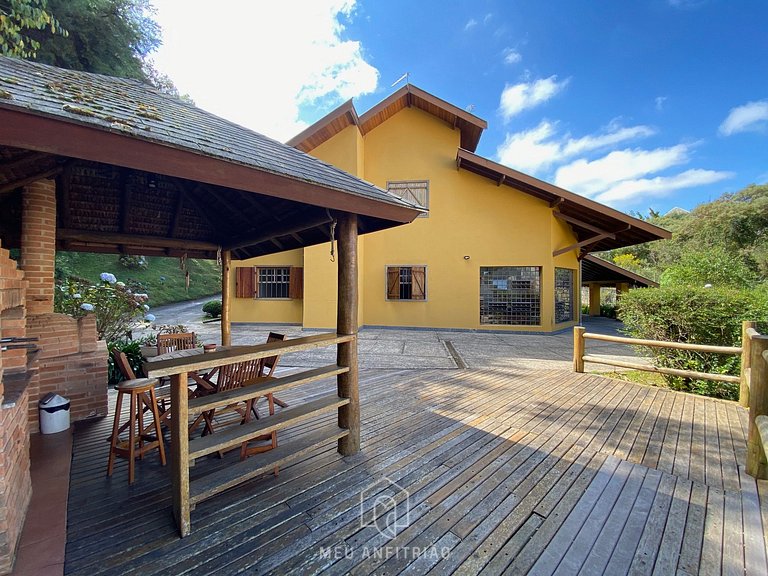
[336,213,360,456]
[573,326,585,373]
[221,249,231,347]
[170,372,191,536]
[588,284,601,316]
[746,332,768,479]
[741,321,757,408]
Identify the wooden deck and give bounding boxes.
[64,368,768,575]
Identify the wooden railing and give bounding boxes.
[573,321,768,480]
[144,332,356,537]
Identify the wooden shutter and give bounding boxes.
[235,267,255,298]
[386,267,400,300]
[289,267,304,299]
[411,266,426,300]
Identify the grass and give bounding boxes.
[56,252,221,307]
[594,369,669,389]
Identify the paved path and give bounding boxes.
[139,295,642,372]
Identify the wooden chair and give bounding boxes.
[114,351,171,430]
[108,352,166,484]
[157,332,197,354]
[257,332,289,410]
[199,358,262,436]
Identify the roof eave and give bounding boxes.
[0,107,420,225]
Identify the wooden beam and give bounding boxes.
[224,212,333,251]
[221,250,231,347]
[337,212,360,456]
[549,197,564,208]
[57,163,74,230]
[119,168,130,233]
[168,185,185,239]
[57,229,219,251]
[553,233,610,257]
[0,151,51,172]
[553,211,616,238]
[0,166,62,194]
[170,371,191,537]
[497,174,506,187]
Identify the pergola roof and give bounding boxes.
[0,56,422,259]
[287,84,488,153]
[581,254,658,287]
[456,150,671,254]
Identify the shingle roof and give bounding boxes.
[0,56,419,214]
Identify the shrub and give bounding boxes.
[202,300,222,318]
[618,285,768,399]
[600,303,617,319]
[118,254,148,270]
[54,272,153,341]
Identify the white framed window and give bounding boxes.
[387,180,429,217]
[386,266,427,300]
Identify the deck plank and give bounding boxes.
[61,367,767,576]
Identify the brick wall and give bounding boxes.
[20,179,56,316]
[0,389,31,575]
[0,241,32,575]
[26,313,108,429]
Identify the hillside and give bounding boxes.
[55,252,222,307]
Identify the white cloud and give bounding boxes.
[464,18,478,31]
[503,48,522,65]
[594,169,731,205]
[150,0,378,142]
[496,120,655,175]
[498,76,569,121]
[719,100,768,136]
[655,96,667,111]
[555,145,690,195]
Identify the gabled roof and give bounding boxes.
[456,149,671,253]
[287,84,487,153]
[0,56,422,259]
[581,255,658,287]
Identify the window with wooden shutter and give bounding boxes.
[235,267,255,298]
[289,266,304,299]
[255,266,303,299]
[386,266,427,301]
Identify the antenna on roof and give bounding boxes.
[391,72,410,87]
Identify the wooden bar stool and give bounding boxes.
[107,377,166,484]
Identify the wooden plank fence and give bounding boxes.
[573,321,768,480]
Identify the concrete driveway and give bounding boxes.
[140,295,640,372]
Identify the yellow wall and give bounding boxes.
[232,105,582,332]
[229,250,304,324]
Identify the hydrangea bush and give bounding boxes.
[54,272,155,341]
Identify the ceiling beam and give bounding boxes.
[553,233,611,257]
[0,166,63,194]
[57,229,219,251]
[549,197,564,209]
[553,211,616,238]
[224,212,334,251]
[0,151,52,172]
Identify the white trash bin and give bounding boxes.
[39,393,70,434]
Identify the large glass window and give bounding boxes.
[480,267,541,325]
[258,267,291,298]
[555,268,576,323]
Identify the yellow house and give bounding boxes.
[229,85,669,332]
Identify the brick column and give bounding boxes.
[20,179,56,316]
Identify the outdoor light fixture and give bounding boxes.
[463,255,470,260]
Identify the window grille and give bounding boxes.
[258,267,291,298]
[386,266,426,300]
[555,268,575,323]
[480,266,541,325]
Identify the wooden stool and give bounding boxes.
[107,377,166,484]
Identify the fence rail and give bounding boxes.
[573,322,768,480]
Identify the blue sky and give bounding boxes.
[150,0,767,215]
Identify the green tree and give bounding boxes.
[0,0,67,57]
[659,247,758,288]
[27,0,160,80]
